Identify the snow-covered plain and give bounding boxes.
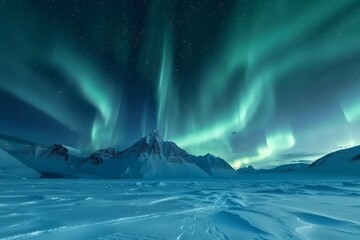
[1,179,359,240]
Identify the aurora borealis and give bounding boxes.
[1,0,360,168]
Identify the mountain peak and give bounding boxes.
[84,147,118,165]
[145,130,163,144]
[204,153,217,158]
[247,165,255,170]
[237,164,257,173]
[48,144,69,161]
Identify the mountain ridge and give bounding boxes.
[1,131,360,178]
[1,130,235,179]
[90,130,235,179]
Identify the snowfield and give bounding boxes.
[0,149,40,179]
[0,179,359,240]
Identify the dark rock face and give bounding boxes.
[237,165,257,173]
[48,144,69,161]
[84,148,119,165]
[85,154,103,165]
[124,130,162,156]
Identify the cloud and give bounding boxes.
[281,152,324,160]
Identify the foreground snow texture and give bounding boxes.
[1,180,360,240]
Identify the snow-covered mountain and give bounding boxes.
[308,145,360,175]
[93,131,210,178]
[78,148,120,175]
[264,163,309,173]
[83,148,119,165]
[7,143,84,178]
[237,146,360,176]
[0,148,40,179]
[0,134,35,152]
[2,131,360,178]
[237,165,257,173]
[0,132,236,179]
[193,153,236,178]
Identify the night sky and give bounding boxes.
[1,0,360,168]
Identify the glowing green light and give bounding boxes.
[52,46,122,150]
[175,73,271,158]
[342,100,360,123]
[156,31,180,140]
[157,35,172,130]
[266,129,295,152]
[172,0,360,168]
[230,129,295,169]
[141,104,149,137]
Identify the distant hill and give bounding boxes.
[0,148,40,179]
[309,145,360,175]
[0,134,35,145]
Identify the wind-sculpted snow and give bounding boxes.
[1,179,360,239]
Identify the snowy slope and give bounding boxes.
[237,146,360,176]
[95,131,210,179]
[308,145,360,175]
[8,143,84,177]
[194,153,236,178]
[79,148,120,175]
[0,149,40,178]
[0,134,35,152]
[267,163,309,173]
[240,163,309,174]
[83,148,119,165]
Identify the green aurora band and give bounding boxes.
[0,0,360,168]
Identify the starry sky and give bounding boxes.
[1,0,360,169]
